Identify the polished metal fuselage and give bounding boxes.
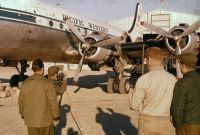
[0,19,80,63]
[0,2,122,64]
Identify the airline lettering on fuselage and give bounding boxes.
[67,16,108,32]
[88,22,108,32]
[68,17,84,26]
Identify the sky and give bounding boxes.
[46,0,200,22]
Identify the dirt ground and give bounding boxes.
[0,67,138,135]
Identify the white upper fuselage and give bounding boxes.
[0,0,122,34]
[0,0,122,63]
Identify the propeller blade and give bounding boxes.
[63,15,85,43]
[128,2,140,33]
[92,36,124,47]
[73,51,86,83]
[175,39,182,55]
[176,59,183,78]
[181,20,200,37]
[140,21,174,38]
[175,44,181,55]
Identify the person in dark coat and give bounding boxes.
[171,53,200,135]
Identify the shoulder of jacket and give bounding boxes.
[140,71,152,78]
[42,78,53,84]
[137,73,149,83]
[176,78,188,87]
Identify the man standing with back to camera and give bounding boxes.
[18,59,60,135]
[171,53,200,135]
[130,47,177,135]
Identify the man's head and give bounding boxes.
[177,53,197,73]
[48,66,59,80]
[32,59,44,75]
[145,47,165,68]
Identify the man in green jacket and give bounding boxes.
[18,59,60,135]
[171,53,200,135]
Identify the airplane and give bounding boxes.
[0,0,200,94]
[0,0,138,91]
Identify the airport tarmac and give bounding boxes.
[0,67,139,135]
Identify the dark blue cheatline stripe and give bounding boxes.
[0,7,63,23]
[0,9,36,23]
[0,18,66,33]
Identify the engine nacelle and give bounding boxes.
[84,47,112,63]
[165,24,199,54]
[78,32,113,64]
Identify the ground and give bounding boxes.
[0,67,139,135]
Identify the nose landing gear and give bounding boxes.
[10,60,29,87]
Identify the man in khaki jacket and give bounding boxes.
[47,66,67,96]
[47,66,67,106]
[130,47,177,135]
[18,59,60,135]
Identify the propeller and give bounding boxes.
[63,15,87,84]
[141,22,181,55]
[175,20,200,55]
[141,20,200,55]
[63,15,122,83]
[62,2,141,83]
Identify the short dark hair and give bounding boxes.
[32,59,44,72]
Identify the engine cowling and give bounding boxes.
[165,24,199,54]
[78,32,112,64]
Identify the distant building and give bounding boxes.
[109,10,200,41]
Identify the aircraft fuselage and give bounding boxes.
[0,1,122,63]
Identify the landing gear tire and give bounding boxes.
[119,77,130,94]
[88,63,100,71]
[10,74,20,87]
[107,77,119,94]
[10,74,29,87]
